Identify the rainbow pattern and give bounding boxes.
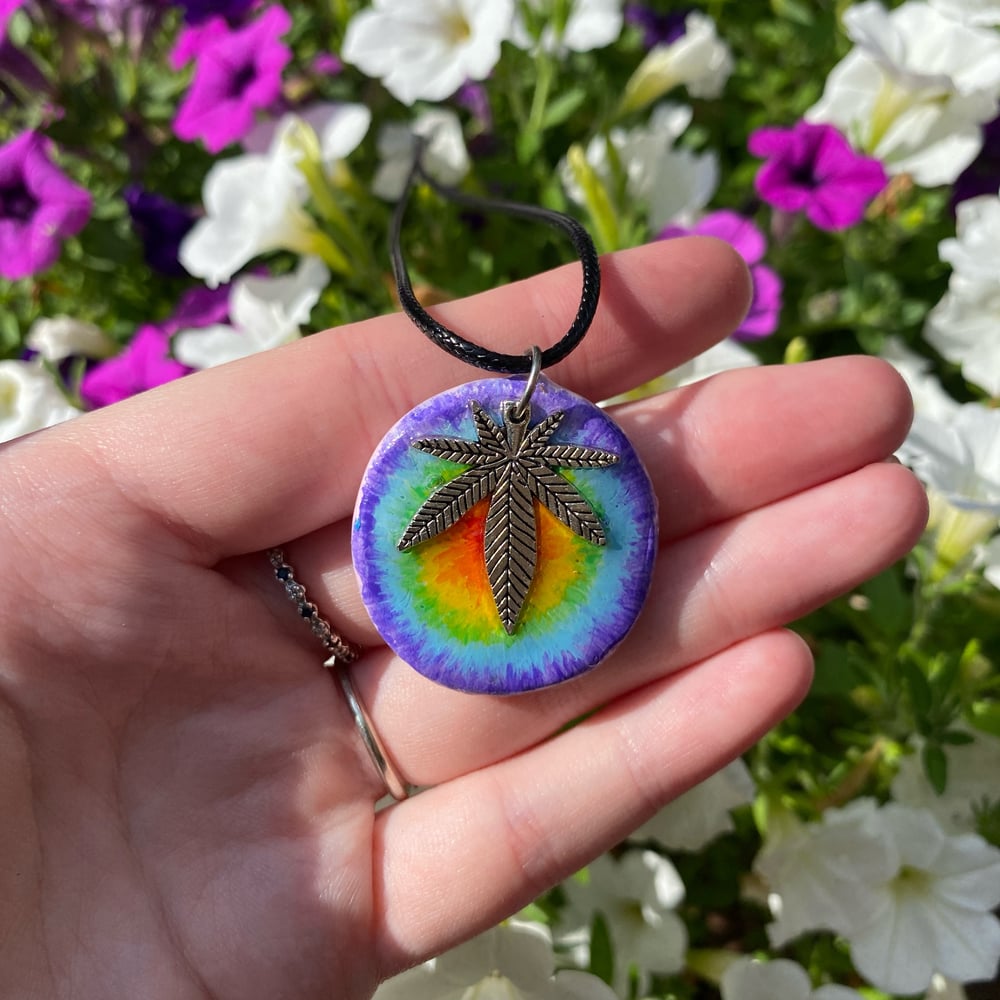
[352,376,658,694]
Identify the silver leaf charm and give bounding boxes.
[398,400,619,634]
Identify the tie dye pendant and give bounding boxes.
[352,373,657,694]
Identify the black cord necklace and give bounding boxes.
[351,141,658,696]
[388,138,602,374]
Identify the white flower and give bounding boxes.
[0,360,81,443]
[342,0,514,105]
[25,316,114,362]
[930,0,1000,25]
[512,0,623,54]
[180,122,316,287]
[925,973,970,999]
[372,108,470,200]
[633,759,755,851]
[558,851,687,997]
[721,956,863,1000]
[807,1,1000,185]
[892,731,1000,834]
[619,11,733,115]
[243,102,371,170]
[925,195,1000,396]
[562,103,718,231]
[756,799,1000,995]
[371,920,618,1000]
[173,256,329,369]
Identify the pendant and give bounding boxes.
[352,375,657,694]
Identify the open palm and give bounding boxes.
[0,240,926,999]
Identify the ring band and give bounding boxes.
[268,548,360,665]
[336,670,409,801]
[267,548,409,801]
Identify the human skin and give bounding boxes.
[0,238,927,999]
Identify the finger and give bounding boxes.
[276,354,913,645]
[369,628,813,972]
[347,461,926,787]
[11,240,750,562]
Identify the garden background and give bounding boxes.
[2,0,1000,997]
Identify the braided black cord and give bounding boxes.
[389,139,601,375]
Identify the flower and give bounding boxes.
[342,0,513,105]
[180,119,318,286]
[562,103,719,231]
[880,336,960,423]
[558,851,687,997]
[892,730,1000,834]
[748,121,887,231]
[176,0,255,24]
[173,255,328,368]
[633,759,755,851]
[371,920,618,1000]
[659,211,782,339]
[0,131,91,281]
[756,799,1000,995]
[243,101,372,168]
[925,194,1000,396]
[512,0,624,54]
[807,1,1000,186]
[721,957,864,1000]
[80,325,189,408]
[618,10,733,116]
[0,360,81,443]
[124,186,195,277]
[25,316,114,362]
[173,5,292,153]
[372,108,470,200]
[624,4,689,49]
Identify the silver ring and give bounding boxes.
[336,670,410,801]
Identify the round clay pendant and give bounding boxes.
[352,375,657,694]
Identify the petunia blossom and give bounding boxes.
[925,193,1000,396]
[173,5,292,153]
[372,108,469,200]
[721,957,864,1000]
[930,0,1000,24]
[633,758,755,851]
[80,325,190,408]
[173,256,329,368]
[512,0,624,54]
[618,10,732,115]
[124,186,195,276]
[0,360,81,444]
[342,0,513,105]
[25,316,114,363]
[807,1,1000,186]
[659,210,782,339]
[756,799,1000,995]
[0,131,92,281]
[748,121,887,231]
[558,851,687,997]
[372,920,618,1000]
[624,3,688,49]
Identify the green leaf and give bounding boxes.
[940,729,976,746]
[588,912,614,986]
[903,660,933,721]
[922,743,948,795]
[540,88,587,130]
[970,701,1000,739]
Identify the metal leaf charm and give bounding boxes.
[398,399,620,633]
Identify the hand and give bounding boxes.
[0,239,926,999]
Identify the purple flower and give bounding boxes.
[161,282,231,334]
[125,185,195,276]
[659,210,782,340]
[169,15,229,68]
[953,115,1000,207]
[80,324,190,407]
[176,0,256,25]
[748,121,887,232]
[0,131,92,281]
[173,5,292,153]
[624,4,689,49]
[311,51,342,76]
[455,79,492,131]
